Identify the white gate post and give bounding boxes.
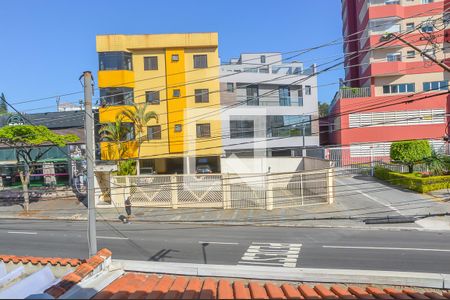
[300,173,304,206]
[222,174,231,209]
[327,169,334,204]
[170,175,178,209]
[265,173,273,211]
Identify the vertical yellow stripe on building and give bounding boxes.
[165,48,186,153]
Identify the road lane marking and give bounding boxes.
[322,245,450,252]
[198,241,239,245]
[239,242,302,268]
[335,178,405,216]
[97,236,129,240]
[7,231,37,235]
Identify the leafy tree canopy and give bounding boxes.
[390,140,432,173]
[0,125,79,147]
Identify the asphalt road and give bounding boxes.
[1,219,450,274]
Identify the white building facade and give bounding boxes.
[220,53,321,159]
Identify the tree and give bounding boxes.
[390,140,432,173]
[122,103,158,173]
[0,93,8,115]
[0,125,79,211]
[99,116,132,160]
[318,102,329,117]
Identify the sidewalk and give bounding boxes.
[1,175,449,230]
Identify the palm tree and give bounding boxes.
[99,116,132,160]
[122,103,158,173]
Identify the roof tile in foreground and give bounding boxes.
[93,272,450,300]
[0,254,83,267]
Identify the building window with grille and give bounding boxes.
[196,123,211,138]
[305,85,312,95]
[423,81,448,91]
[246,85,259,105]
[193,55,208,68]
[143,56,158,70]
[383,83,415,94]
[386,52,401,62]
[145,91,160,104]
[195,89,209,103]
[147,125,161,140]
[230,120,254,138]
[406,51,415,58]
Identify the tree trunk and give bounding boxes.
[18,170,30,212]
[408,164,414,173]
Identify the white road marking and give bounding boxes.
[198,241,239,245]
[7,231,37,235]
[323,245,450,252]
[239,242,302,268]
[335,178,405,216]
[97,236,129,240]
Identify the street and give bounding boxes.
[1,219,450,274]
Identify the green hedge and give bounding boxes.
[374,167,450,193]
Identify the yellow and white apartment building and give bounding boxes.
[96,33,222,174]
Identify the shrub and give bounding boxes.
[374,167,450,193]
[425,151,449,176]
[390,140,432,173]
[117,159,137,176]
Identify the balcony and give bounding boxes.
[245,96,305,107]
[371,61,407,76]
[330,87,371,111]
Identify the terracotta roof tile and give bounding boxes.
[424,292,448,299]
[182,277,203,300]
[281,283,304,299]
[233,280,252,300]
[218,279,234,300]
[147,275,175,299]
[366,286,395,299]
[298,284,321,299]
[0,254,83,267]
[314,284,338,299]
[265,282,286,299]
[402,288,431,300]
[348,286,376,300]
[330,285,356,300]
[384,287,413,299]
[129,275,159,300]
[249,281,269,299]
[199,278,218,300]
[164,276,188,300]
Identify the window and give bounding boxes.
[387,52,401,62]
[99,52,132,71]
[260,55,266,63]
[305,85,312,95]
[279,86,291,106]
[382,83,415,94]
[246,85,259,105]
[422,0,433,3]
[423,81,448,91]
[230,120,254,138]
[406,51,416,58]
[174,124,182,132]
[421,22,434,33]
[193,55,208,68]
[406,22,415,31]
[266,115,312,137]
[103,123,134,141]
[143,56,158,70]
[145,91,160,104]
[171,54,179,62]
[259,67,269,73]
[422,49,436,60]
[349,109,445,128]
[195,89,209,103]
[147,125,161,140]
[100,87,133,106]
[173,89,180,97]
[226,82,234,92]
[196,123,211,138]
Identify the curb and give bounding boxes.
[1,214,449,232]
[114,259,450,289]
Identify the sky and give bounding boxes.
[0,0,343,113]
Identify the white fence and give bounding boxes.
[107,169,334,210]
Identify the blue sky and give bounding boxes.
[0,0,343,112]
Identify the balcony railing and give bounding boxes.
[369,0,400,6]
[329,87,371,111]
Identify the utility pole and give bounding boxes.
[82,71,97,256]
[381,33,450,72]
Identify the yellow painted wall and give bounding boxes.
[98,70,134,88]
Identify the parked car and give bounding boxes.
[196,164,212,174]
